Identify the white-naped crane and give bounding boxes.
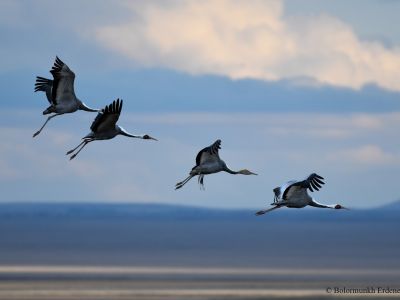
[175,139,257,190]
[66,98,157,160]
[33,56,99,137]
[256,173,348,215]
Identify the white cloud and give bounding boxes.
[351,114,383,130]
[95,0,400,91]
[328,145,400,166]
[103,181,159,202]
[123,111,400,141]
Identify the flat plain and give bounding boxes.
[0,203,399,299]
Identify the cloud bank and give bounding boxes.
[96,0,400,91]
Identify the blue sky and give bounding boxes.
[1,0,400,208]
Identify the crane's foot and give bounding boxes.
[175,182,185,190]
[33,131,40,138]
[66,149,74,155]
[69,154,77,160]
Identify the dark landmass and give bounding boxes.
[0,202,399,269]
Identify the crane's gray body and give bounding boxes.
[274,183,313,208]
[33,57,98,137]
[67,99,156,160]
[255,173,347,215]
[175,140,256,190]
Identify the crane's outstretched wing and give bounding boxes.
[34,76,54,104]
[195,139,221,166]
[273,180,296,201]
[90,99,123,133]
[50,56,76,105]
[273,187,281,201]
[282,173,325,200]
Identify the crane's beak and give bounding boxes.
[148,136,158,141]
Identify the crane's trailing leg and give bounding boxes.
[69,140,92,160]
[33,113,62,137]
[198,175,205,190]
[175,175,194,190]
[255,205,283,216]
[66,140,87,155]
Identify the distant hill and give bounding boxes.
[378,199,400,210]
[0,201,399,268]
[0,201,398,222]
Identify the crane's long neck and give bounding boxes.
[78,101,100,112]
[118,127,144,139]
[309,199,336,209]
[223,165,239,174]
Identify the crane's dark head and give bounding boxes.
[334,204,348,210]
[238,169,257,175]
[143,134,158,141]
